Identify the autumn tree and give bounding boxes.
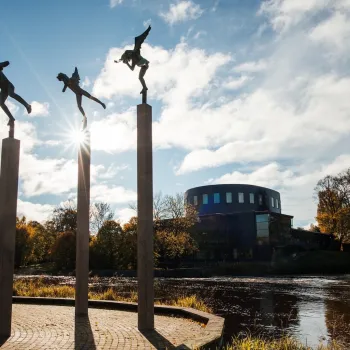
[90,220,123,268]
[90,202,114,234]
[51,230,76,271]
[25,221,57,264]
[49,201,78,233]
[315,171,350,246]
[15,216,31,267]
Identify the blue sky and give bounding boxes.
[1,0,350,227]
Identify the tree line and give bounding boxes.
[14,193,198,271]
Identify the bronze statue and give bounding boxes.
[0,61,32,126]
[115,25,151,97]
[57,67,106,129]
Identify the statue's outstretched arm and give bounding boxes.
[0,61,10,71]
[62,84,68,93]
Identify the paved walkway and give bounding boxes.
[0,304,212,349]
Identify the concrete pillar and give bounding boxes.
[0,137,20,339]
[75,131,91,316]
[137,103,154,330]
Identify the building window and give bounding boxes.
[226,192,232,203]
[276,198,279,209]
[203,194,208,204]
[214,193,220,204]
[259,194,263,205]
[194,196,198,205]
[249,193,254,204]
[238,192,244,203]
[271,197,274,207]
[256,214,269,238]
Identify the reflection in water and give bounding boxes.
[325,284,350,345]
[14,275,350,347]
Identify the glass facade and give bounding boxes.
[194,195,198,205]
[214,193,220,204]
[203,194,208,204]
[238,192,244,203]
[249,193,254,204]
[271,197,274,207]
[226,192,232,203]
[256,214,269,238]
[276,198,279,209]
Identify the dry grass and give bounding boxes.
[13,278,210,312]
[223,335,345,350]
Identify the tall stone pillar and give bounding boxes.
[75,131,91,316]
[137,103,154,330]
[0,136,20,338]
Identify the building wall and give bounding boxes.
[185,184,281,216]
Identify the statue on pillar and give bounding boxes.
[0,61,32,127]
[114,25,151,101]
[57,67,106,129]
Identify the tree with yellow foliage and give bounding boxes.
[315,171,350,247]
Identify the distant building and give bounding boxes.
[185,184,294,261]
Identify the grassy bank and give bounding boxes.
[13,278,211,313]
[224,335,345,350]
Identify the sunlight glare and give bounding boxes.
[72,129,86,145]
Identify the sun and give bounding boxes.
[71,129,86,145]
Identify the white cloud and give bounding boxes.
[90,108,136,153]
[81,76,91,88]
[233,60,267,73]
[159,1,203,25]
[259,0,350,32]
[28,101,50,117]
[91,184,136,204]
[310,12,350,51]
[259,0,330,32]
[20,154,104,197]
[206,155,350,224]
[110,0,123,8]
[223,75,251,90]
[98,163,130,180]
[93,42,230,153]
[17,199,54,223]
[115,207,135,224]
[143,18,152,28]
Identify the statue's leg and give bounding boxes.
[82,90,106,109]
[8,85,31,114]
[139,65,148,93]
[76,94,86,117]
[0,90,15,123]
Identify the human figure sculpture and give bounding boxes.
[0,61,32,126]
[114,25,151,97]
[57,67,106,129]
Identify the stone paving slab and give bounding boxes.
[0,304,219,349]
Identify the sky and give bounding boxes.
[1,0,350,228]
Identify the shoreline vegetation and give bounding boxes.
[13,278,211,313]
[224,335,345,350]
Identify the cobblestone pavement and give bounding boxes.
[0,304,207,349]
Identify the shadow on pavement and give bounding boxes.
[140,329,191,350]
[75,315,97,350]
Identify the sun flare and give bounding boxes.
[71,129,86,145]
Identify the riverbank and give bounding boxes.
[225,335,345,349]
[15,250,350,277]
[13,277,211,313]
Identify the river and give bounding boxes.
[14,275,350,347]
